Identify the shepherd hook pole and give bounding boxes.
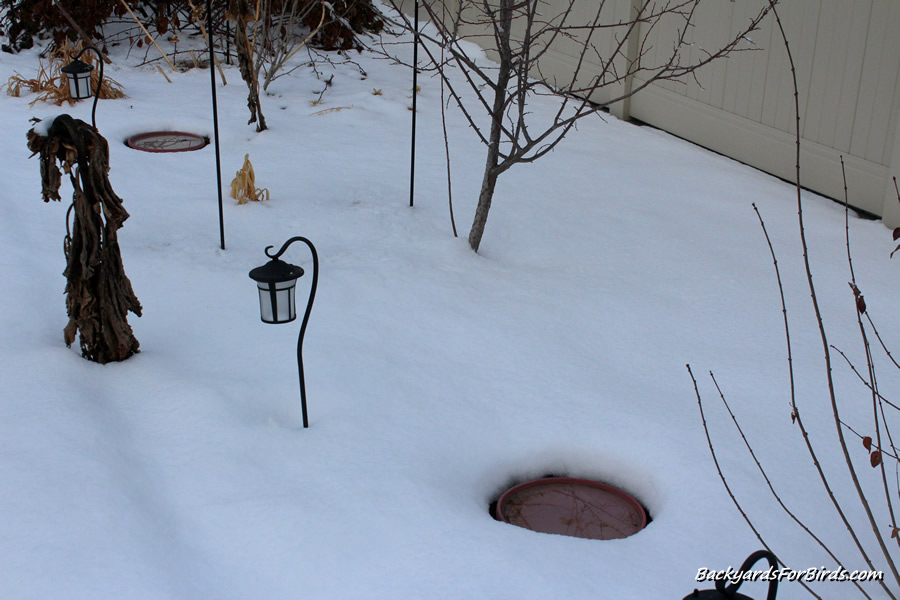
[266,237,319,429]
[207,0,226,250]
[409,0,419,208]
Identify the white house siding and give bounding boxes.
[395,1,900,223]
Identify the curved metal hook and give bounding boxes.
[265,236,311,261]
[716,550,779,600]
[64,201,75,258]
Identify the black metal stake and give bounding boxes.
[409,0,419,208]
[264,237,319,429]
[207,0,226,250]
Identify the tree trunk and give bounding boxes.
[467,0,513,253]
[468,162,500,252]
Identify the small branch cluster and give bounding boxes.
[223,0,383,130]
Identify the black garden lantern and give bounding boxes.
[249,237,319,428]
[61,58,93,99]
[62,46,104,129]
[250,256,305,324]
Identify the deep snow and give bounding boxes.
[1,4,899,598]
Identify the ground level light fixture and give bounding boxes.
[62,46,103,129]
[249,237,319,428]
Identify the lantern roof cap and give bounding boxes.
[249,258,304,283]
[62,58,94,75]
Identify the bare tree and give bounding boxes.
[384,0,776,252]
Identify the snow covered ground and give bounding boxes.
[1,4,898,598]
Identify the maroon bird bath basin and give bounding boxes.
[494,477,647,540]
[126,131,208,152]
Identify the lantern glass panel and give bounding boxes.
[69,71,93,100]
[257,279,297,323]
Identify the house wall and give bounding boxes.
[393,1,900,223]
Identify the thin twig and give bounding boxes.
[832,345,900,412]
[865,312,900,372]
[686,365,802,592]
[439,1,457,238]
[154,64,172,82]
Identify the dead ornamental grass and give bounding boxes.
[6,42,125,107]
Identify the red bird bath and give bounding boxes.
[494,477,647,540]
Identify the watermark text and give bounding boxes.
[696,566,884,584]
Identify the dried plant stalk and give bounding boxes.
[26,115,141,363]
[230,154,270,204]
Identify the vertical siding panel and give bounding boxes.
[704,1,734,110]
[769,3,811,136]
[785,0,819,137]
[604,0,643,106]
[863,1,900,164]
[849,0,889,160]
[649,5,688,95]
[676,2,709,103]
[745,10,776,124]
[693,1,734,107]
[801,0,835,141]
[815,1,854,147]
[759,3,795,130]
[823,1,868,151]
[683,5,708,102]
[721,0,751,116]
[720,1,771,119]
